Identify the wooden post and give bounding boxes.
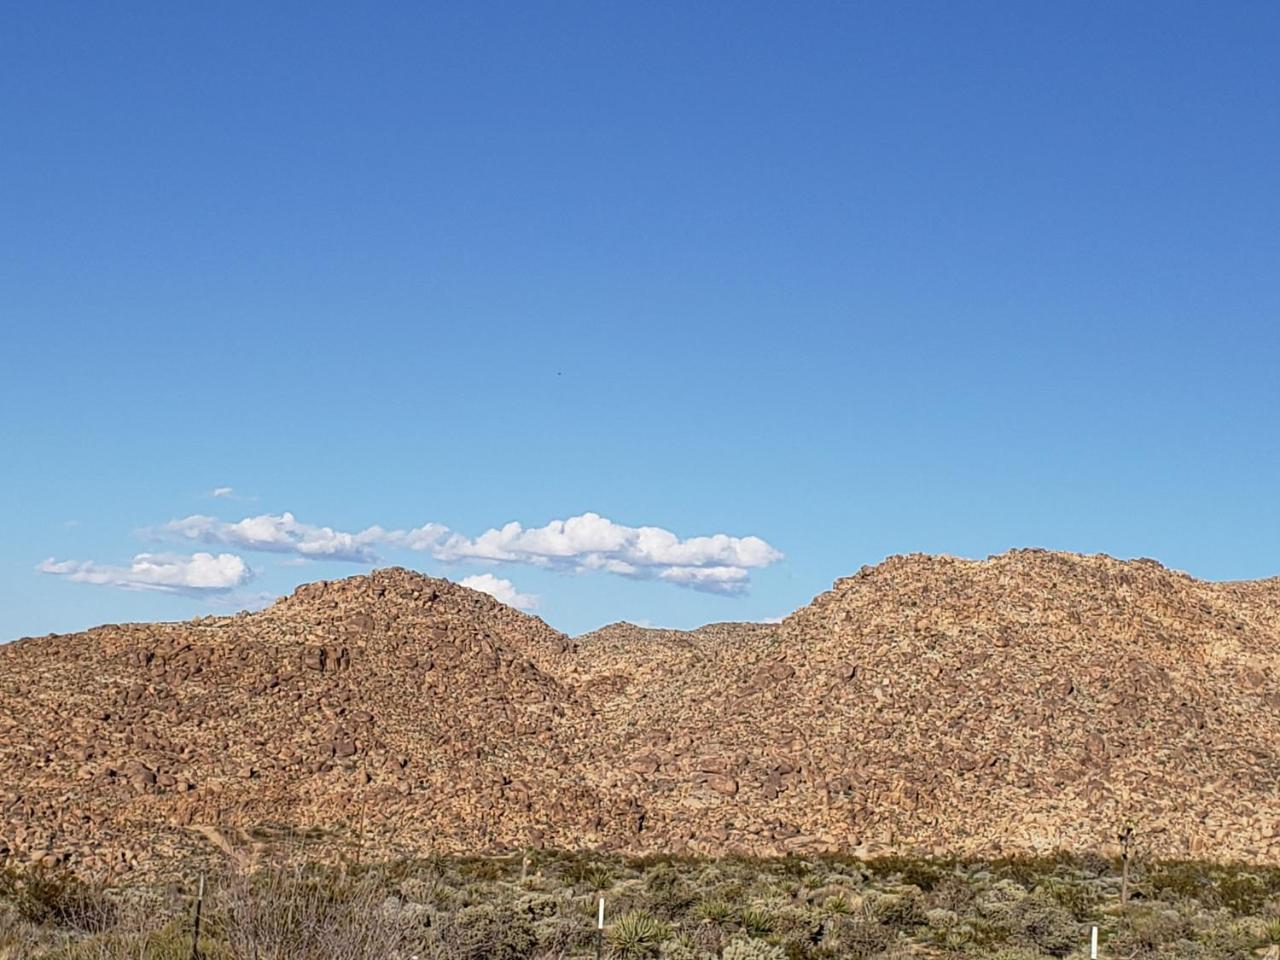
[1119,823,1134,907]
[189,873,205,960]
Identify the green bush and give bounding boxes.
[1108,906,1197,958]
[739,905,775,936]
[722,935,787,959]
[871,889,926,929]
[1264,917,1280,944]
[41,921,234,960]
[609,910,670,958]
[693,896,736,926]
[0,866,118,934]
[987,948,1053,960]
[1009,891,1079,957]
[823,913,895,958]
[12,852,1280,960]
[644,863,697,920]
[445,902,538,960]
[1042,876,1100,921]
[658,934,714,959]
[867,856,952,892]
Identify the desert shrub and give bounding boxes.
[966,916,1015,952]
[398,874,450,908]
[975,877,1028,931]
[1009,891,1079,957]
[924,907,959,930]
[1107,906,1198,958]
[0,866,118,934]
[769,859,818,883]
[532,904,600,956]
[567,859,620,893]
[870,889,926,930]
[867,857,951,892]
[658,935,713,959]
[438,902,538,960]
[513,890,561,921]
[989,856,1080,891]
[210,863,409,960]
[453,857,506,883]
[722,935,786,959]
[1144,863,1277,916]
[14,852,1280,960]
[918,907,978,952]
[643,864,697,920]
[1195,916,1259,958]
[1215,871,1271,916]
[926,875,977,915]
[1147,864,1214,903]
[608,910,670,958]
[986,949,1053,960]
[1040,876,1100,921]
[43,920,234,960]
[0,896,49,960]
[822,913,895,959]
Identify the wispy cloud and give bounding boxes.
[208,589,279,611]
[209,486,257,502]
[154,510,783,594]
[37,552,252,595]
[459,573,539,611]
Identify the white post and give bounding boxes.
[598,896,605,929]
[1090,924,1098,959]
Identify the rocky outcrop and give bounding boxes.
[1,552,1278,879]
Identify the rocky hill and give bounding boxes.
[1,551,1278,879]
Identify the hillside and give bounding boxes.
[2,551,1278,879]
[0,570,610,878]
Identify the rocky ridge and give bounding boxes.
[1,551,1278,879]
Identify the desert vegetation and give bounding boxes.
[4,852,1280,959]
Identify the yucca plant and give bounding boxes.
[608,910,670,958]
[1264,917,1280,944]
[739,906,774,936]
[821,894,853,916]
[693,896,735,925]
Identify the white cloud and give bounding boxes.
[37,552,251,594]
[404,512,782,594]
[212,486,235,498]
[161,513,386,562]
[156,510,783,595]
[459,573,539,611]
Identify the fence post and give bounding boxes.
[595,895,604,960]
[190,873,205,960]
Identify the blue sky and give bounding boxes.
[2,2,1277,640]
